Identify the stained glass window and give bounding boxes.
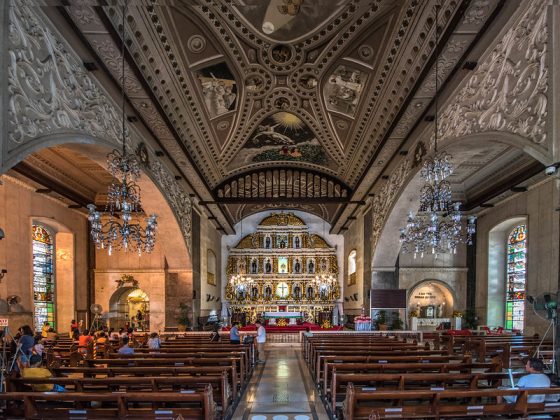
[32,225,55,331]
[505,225,526,331]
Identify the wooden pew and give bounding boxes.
[321,360,498,392]
[52,365,239,398]
[341,383,560,419]
[1,387,216,419]
[329,371,524,413]
[7,374,231,416]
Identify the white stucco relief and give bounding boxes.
[5,1,193,255]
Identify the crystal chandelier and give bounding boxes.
[229,274,254,292]
[88,0,157,256]
[313,274,337,292]
[399,3,476,258]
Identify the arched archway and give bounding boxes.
[407,279,456,318]
[108,287,150,331]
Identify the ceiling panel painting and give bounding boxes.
[232,0,348,42]
[228,112,336,171]
[324,65,367,117]
[196,62,237,118]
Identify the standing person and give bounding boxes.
[229,322,240,345]
[255,320,266,363]
[70,319,78,337]
[18,325,35,364]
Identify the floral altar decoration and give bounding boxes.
[321,320,332,329]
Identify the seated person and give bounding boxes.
[229,322,240,344]
[22,354,65,392]
[303,327,313,338]
[147,332,161,350]
[118,337,134,355]
[96,331,107,345]
[499,358,551,403]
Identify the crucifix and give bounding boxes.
[277,283,288,298]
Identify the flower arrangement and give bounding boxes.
[409,310,419,318]
[277,318,288,327]
[452,311,463,318]
[321,320,332,329]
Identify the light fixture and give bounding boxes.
[313,274,337,292]
[88,0,157,256]
[399,3,476,258]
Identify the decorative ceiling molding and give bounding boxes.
[6,1,194,255]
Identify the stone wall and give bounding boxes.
[342,212,364,313]
[0,175,88,332]
[475,178,559,336]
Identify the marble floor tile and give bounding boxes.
[231,346,329,420]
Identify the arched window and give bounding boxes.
[348,250,357,285]
[207,250,217,285]
[506,225,527,331]
[32,225,55,331]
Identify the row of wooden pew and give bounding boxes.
[4,333,253,419]
[303,332,559,419]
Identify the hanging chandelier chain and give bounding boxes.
[121,0,127,155]
[399,0,476,258]
[87,0,158,256]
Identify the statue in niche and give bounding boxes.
[295,237,300,248]
[308,260,314,274]
[294,286,301,300]
[251,259,258,274]
[320,258,328,272]
[251,287,259,300]
[280,239,286,248]
[265,259,272,273]
[265,237,271,249]
[320,287,328,300]
[265,286,272,299]
[306,286,314,299]
[294,260,301,273]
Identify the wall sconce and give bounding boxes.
[0,269,7,280]
[0,228,5,240]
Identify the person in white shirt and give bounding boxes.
[147,332,161,350]
[255,320,266,364]
[499,358,551,403]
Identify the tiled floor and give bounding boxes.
[232,344,329,420]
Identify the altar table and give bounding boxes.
[264,311,302,326]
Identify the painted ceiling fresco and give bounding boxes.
[229,112,333,171]
[62,0,507,225]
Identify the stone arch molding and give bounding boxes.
[3,1,192,256]
[370,0,552,269]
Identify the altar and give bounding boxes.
[264,311,303,325]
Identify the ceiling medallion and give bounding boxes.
[399,4,476,258]
[358,44,374,61]
[270,44,294,64]
[187,35,206,53]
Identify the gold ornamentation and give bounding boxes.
[259,212,305,226]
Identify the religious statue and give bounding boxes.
[294,237,300,248]
[306,286,314,299]
[280,239,286,248]
[294,260,301,273]
[265,259,272,273]
[265,286,272,299]
[294,286,301,300]
[320,258,328,272]
[251,259,258,274]
[308,260,314,273]
[251,287,259,300]
[265,237,271,249]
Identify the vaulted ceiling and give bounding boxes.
[32,0,539,232]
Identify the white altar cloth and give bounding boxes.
[264,311,302,318]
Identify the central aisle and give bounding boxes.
[232,345,328,420]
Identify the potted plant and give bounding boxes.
[375,310,387,331]
[176,303,192,331]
